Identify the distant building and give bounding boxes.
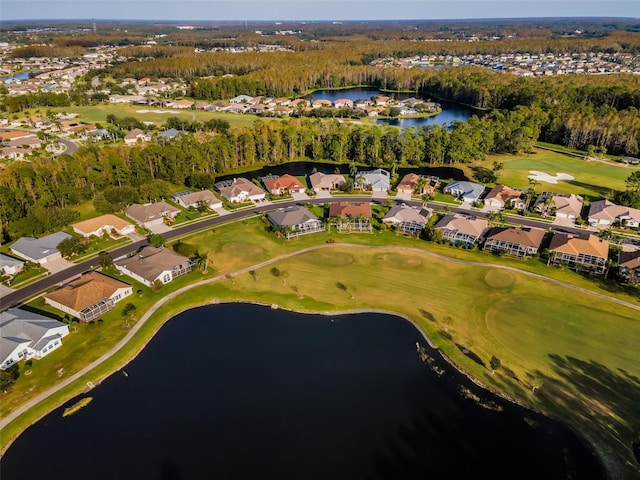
[0,308,70,370]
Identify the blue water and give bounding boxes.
[2,71,38,83]
[305,88,473,127]
[2,305,602,480]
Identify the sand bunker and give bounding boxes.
[528,171,575,184]
[135,109,180,114]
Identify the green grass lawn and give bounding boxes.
[23,105,279,129]
[470,148,640,201]
[1,216,639,477]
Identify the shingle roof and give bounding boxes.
[126,201,180,224]
[263,174,305,192]
[45,272,130,311]
[0,308,68,363]
[10,232,72,261]
[218,178,264,198]
[549,233,609,259]
[0,253,24,269]
[329,202,372,219]
[484,185,522,204]
[485,227,545,249]
[308,172,346,190]
[72,214,133,235]
[173,189,219,207]
[619,250,640,269]
[115,246,190,283]
[588,200,640,223]
[552,194,583,217]
[435,214,489,237]
[383,205,430,224]
[267,206,319,227]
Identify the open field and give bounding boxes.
[22,105,278,129]
[1,217,639,476]
[470,148,640,201]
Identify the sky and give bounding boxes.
[2,0,640,22]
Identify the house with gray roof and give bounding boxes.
[171,189,222,209]
[0,308,70,370]
[0,253,24,276]
[158,128,187,141]
[355,169,390,192]
[382,205,432,235]
[267,206,325,239]
[115,246,192,287]
[10,232,72,265]
[126,201,180,228]
[443,181,485,203]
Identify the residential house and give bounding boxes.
[435,214,489,246]
[229,95,254,104]
[334,98,354,108]
[10,232,72,265]
[0,253,24,276]
[266,206,325,238]
[0,131,35,142]
[308,172,346,193]
[396,173,438,197]
[443,181,485,203]
[0,147,26,160]
[535,193,584,221]
[548,233,609,275]
[124,128,151,145]
[216,178,266,203]
[115,246,192,287]
[483,227,546,257]
[588,200,640,228]
[618,250,640,284]
[355,169,390,192]
[167,99,194,109]
[44,272,132,322]
[126,201,180,228]
[0,308,70,370]
[329,202,372,232]
[171,190,222,209]
[158,128,187,141]
[263,174,306,196]
[312,99,332,109]
[484,185,526,210]
[382,205,432,234]
[72,214,135,238]
[9,137,42,149]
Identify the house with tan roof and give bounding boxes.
[44,272,132,322]
[312,99,332,108]
[263,174,306,196]
[126,201,180,228]
[0,308,70,371]
[588,200,640,228]
[618,250,640,284]
[167,99,194,109]
[115,246,192,287]
[535,193,583,221]
[329,202,372,232]
[483,227,546,257]
[216,178,266,203]
[72,214,135,238]
[0,130,35,142]
[308,172,346,193]
[548,233,609,275]
[124,128,151,145]
[382,205,432,235]
[435,214,489,246]
[171,190,222,209]
[396,173,437,197]
[484,185,525,210]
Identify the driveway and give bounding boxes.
[147,223,173,234]
[372,191,388,200]
[394,191,412,202]
[292,191,310,201]
[314,191,332,199]
[0,284,15,299]
[44,258,75,274]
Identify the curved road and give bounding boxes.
[0,196,595,309]
[2,241,639,444]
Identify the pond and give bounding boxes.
[305,87,474,127]
[1,304,602,480]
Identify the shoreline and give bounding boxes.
[1,243,634,477]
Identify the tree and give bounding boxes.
[121,302,137,319]
[472,167,497,184]
[625,171,640,193]
[98,251,113,268]
[57,236,87,258]
[490,355,501,372]
[0,364,20,391]
[149,234,166,248]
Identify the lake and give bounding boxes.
[305,87,474,127]
[1,71,39,83]
[1,304,602,480]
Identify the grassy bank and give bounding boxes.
[1,218,639,477]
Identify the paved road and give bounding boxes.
[0,196,597,309]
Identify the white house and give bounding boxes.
[355,169,390,192]
[115,246,192,287]
[443,181,485,203]
[10,232,72,265]
[171,190,223,209]
[0,308,70,370]
[44,272,132,322]
[588,200,640,228]
[126,201,181,228]
[72,214,135,238]
[216,178,266,203]
[123,128,151,145]
[0,253,24,276]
